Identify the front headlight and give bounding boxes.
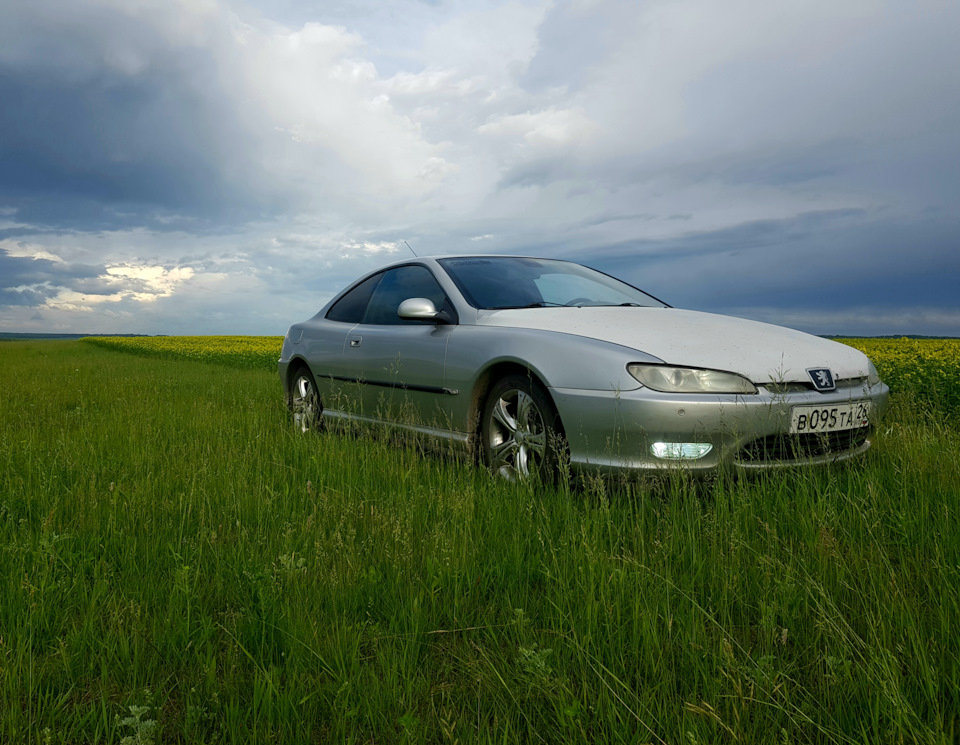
[627,364,758,394]
[866,359,882,386]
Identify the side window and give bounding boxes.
[325,273,383,323]
[363,265,453,325]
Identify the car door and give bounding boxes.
[303,271,383,414]
[347,264,458,430]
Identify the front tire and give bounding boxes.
[481,374,565,482]
[289,367,323,432]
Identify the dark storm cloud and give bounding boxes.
[586,211,960,321]
[0,285,59,307]
[0,73,268,231]
[0,267,62,307]
[0,7,276,231]
[0,252,101,288]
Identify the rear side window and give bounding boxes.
[325,273,383,323]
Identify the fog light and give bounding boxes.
[651,442,713,460]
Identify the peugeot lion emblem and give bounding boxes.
[807,368,836,392]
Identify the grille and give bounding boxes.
[738,428,870,463]
[835,376,868,390]
[762,382,810,394]
[762,376,868,395]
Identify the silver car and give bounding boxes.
[279,256,888,479]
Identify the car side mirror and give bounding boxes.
[397,297,452,324]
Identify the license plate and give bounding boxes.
[789,401,872,434]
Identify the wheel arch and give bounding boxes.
[284,356,314,404]
[466,360,564,440]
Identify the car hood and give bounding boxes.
[477,307,872,383]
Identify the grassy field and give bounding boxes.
[2,339,959,743]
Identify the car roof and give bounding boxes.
[371,254,576,271]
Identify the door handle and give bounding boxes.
[349,336,362,347]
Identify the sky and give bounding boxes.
[1,0,958,336]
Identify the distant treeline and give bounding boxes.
[823,334,960,339]
[0,332,147,341]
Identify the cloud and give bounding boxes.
[0,240,66,264]
[584,208,960,337]
[382,69,479,98]
[0,0,460,231]
[242,21,457,200]
[726,306,960,338]
[418,1,549,87]
[1,238,197,313]
[478,107,599,148]
[0,0,957,335]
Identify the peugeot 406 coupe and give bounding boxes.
[279,256,888,480]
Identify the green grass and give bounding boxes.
[1,341,958,743]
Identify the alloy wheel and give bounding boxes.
[486,387,547,480]
[291,371,321,432]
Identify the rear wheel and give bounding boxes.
[289,367,323,432]
[481,374,565,482]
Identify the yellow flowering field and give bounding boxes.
[839,338,960,410]
[82,335,284,370]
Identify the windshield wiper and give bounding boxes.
[488,301,564,309]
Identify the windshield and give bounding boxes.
[437,257,668,310]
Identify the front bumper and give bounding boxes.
[549,380,889,474]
